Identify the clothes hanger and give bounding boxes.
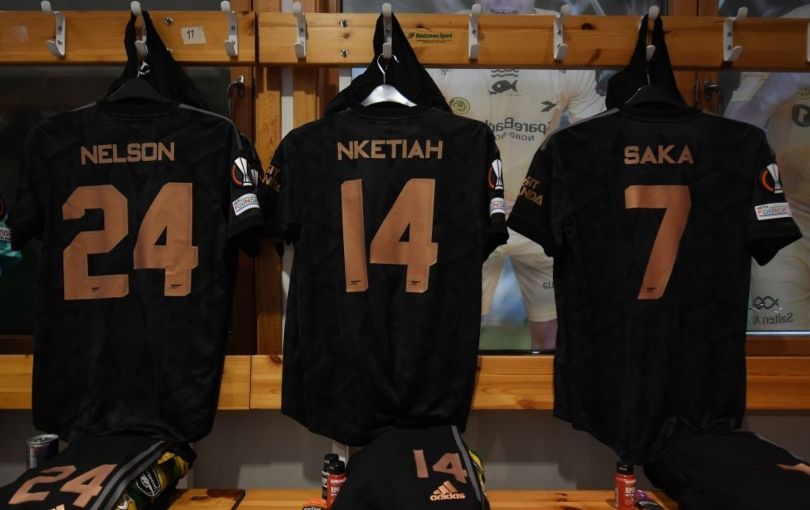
[625,83,686,109]
[106,77,168,103]
[360,54,416,107]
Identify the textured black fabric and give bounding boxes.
[107,11,208,109]
[8,101,263,442]
[507,105,802,464]
[325,13,449,115]
[605,15,685,109]
[644,431,810,509]
[0,435,194,510]
[332,425,487,510]
[262,104,506,446]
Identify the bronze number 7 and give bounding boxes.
[624,185,691,300]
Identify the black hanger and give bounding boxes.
[625,84,686,109]
[106,77,168,103]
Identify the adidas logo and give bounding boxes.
[429,481,466,501]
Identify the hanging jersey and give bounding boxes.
[0,435,193,510]
[7,100,264,442]
[262,104,507,446]
[332,425,489,510]
[427,66,604,211]
[507,104,802,463]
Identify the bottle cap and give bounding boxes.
[330,460,346,475]
[323,453,339,464]
[616,461,634,475]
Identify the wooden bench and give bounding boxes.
[230,489,678,509]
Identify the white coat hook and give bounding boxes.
[130,1,148,58]
[221,1,239,58]
[645,5,658,61]
[292,2,306,59]
[723,6,747,63]
[553,4,570,62]
[468,3,481,60]
[40,1,66,58]
[381,3,393,60]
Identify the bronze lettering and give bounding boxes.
[97,144,113,164]
[80,146,98,166]
[407,141,425,159]
[371,140,385,159]
[337,142,353,161]
[658,144,675,164]
[624,146,640,165]
[677,146,694,164]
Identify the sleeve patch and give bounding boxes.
[489,197,505,216]
[755,202,792,221]
[233,193,260,216]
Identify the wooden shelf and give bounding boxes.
[0,11,255,65]
[2,353,809,412]
[237,489,677,509]
[0,355,251,410]
[249,354,810,411]
[169,489,244,510]
[258,12,810,70]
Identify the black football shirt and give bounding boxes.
[507,104,802,464]
[8,100,263,442]
[332,425,488,510]
[0,435,194,510]
[263,104,507,446]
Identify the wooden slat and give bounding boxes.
[169,489,244,510]
[0,11,255,64]
[4,354,810,411]
[238,489,677,509]
[0,355,33,409]
[747,336,810,356]
[249,354,810,411]
[258,13,810,70]
[473,355,554,410]
[746,357,810,410]
[219,355,252,410]
[0,355,251,410]
[250,354,283,409]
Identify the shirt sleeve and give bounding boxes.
[258,134,301,244]
[506,137,557,257]
[564,70,606,122]
[483,129,508,258]
[7,126,46,250]
[746,131,802,265]
[226,130,265,242]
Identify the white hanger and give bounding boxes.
[360,54,416,107]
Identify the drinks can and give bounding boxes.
[326,460,347,508]
[321,453,339,500]
[26,434,59,469]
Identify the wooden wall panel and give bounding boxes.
[0,355,251,410]
[249,355,282,409]
[258,13,810,71]
[0,355,32,409]
[0,11,255,64]
[248,355,810,411]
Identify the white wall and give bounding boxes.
[3,410,810,491]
